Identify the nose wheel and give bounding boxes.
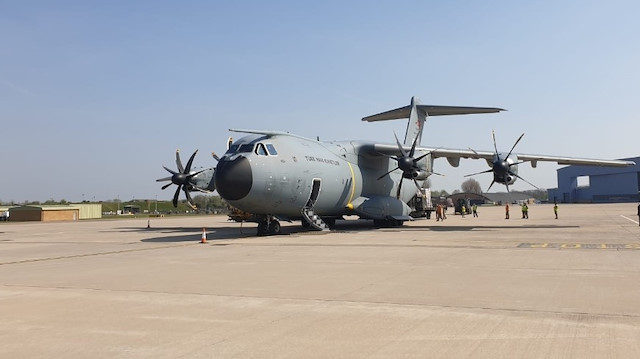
[257,217,282,236]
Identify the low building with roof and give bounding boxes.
[9,205,81,222]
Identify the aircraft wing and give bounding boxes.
[430,148,635,167]
[370,144,635,167]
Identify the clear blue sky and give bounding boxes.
[2,1,639,202]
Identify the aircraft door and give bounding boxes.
[306,178,321,208]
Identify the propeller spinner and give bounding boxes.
[377,133,436,199]
[156,150,216,208]
[465,131,539,192]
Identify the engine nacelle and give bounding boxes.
[189,167,216,192]
[409,170,430,180]
[492,153,518,185]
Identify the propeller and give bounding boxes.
[156,150,214,208]
[377,133,436,198]
[465,131,539,192]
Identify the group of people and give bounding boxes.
[435,202,640,225]
[504,202,558,219]
[459,204,479,218]
[505,202,531,219]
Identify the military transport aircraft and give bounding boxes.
[157,97,635,235]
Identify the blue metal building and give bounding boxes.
[548,157,640,203]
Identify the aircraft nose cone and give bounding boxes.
[215,156,253,201]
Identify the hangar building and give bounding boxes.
[548,156,640,203]
[8,203,102,222]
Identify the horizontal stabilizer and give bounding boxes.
[362,105,505,122]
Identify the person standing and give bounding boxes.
[461,205,466,218]
[554,203,558,219]
[505,203,510,219]
[472,204,478,218]
[523,203,529,219]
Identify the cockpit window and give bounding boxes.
[266,144,278,155]
[238,144,255,153]
[225,144,240,154]
[255,143,267,156]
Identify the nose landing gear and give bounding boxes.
[257,216,282,236]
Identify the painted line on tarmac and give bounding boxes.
[621,215,639,225]
[518,243,640,249]
[0,243,198,266]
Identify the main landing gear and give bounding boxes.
[257,216,281,236]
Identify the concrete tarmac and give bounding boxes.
[1,203,640,358]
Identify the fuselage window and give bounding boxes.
[266,144,278,155]
[238,144,254,153]
[255,143,268,156]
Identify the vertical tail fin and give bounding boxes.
[404,97,427,147]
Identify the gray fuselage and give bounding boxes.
[214,133,431,220]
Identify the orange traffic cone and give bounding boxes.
[200,228,207,243]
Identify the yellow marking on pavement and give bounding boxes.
[518,243,640,250]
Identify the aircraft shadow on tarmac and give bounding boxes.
[139,221,376,242]
[138,220,579,242]
[138,225,262,242]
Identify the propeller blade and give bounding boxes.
[393,132,407,157]
[429,171,446,176]
[506,133,525,159]
[162,166,178,176]
[412,178,423,192]
[377,167,400,180]
[408,134,419,157]
[161,183,172,190]
[184,150,199,173]
[212,152,220,161]
[464,169,494,177]
[186,167,212,180]
[492,130,499,155]
[184,187,196,209]
[396,177,404,199]
[156,176,172,182]
[175,150,184,173]
[511,172,541,190]
[508,161,528,167]
[172,185,181,207]
[468,147,481,158]
[486,180,496,192]
[414,151,432,162]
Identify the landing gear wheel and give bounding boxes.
[268,220,281,235]
[257,222,269,236]
[324,218,336,228]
